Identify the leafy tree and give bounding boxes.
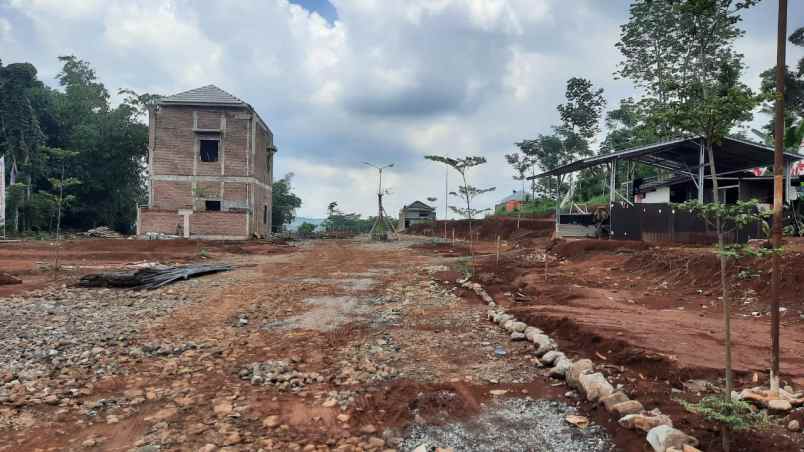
[518,77,606,202]
[271,173,302,232]
[297,222,316,237]
[759,26,804,151]
[0,61,46,231]
[1,56,155,234]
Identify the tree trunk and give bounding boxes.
[707,141,733,398]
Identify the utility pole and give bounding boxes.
[444,166,448,221]
[770,0,787,396]
[363,162,395,240]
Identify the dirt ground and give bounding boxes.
[1,235,803,451]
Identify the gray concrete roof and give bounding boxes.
[160,85,246,106]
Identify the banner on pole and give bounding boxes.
[0,155,5,228]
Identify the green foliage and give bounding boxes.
[759,26,804,151]
[1,56,155,234]
[495,198,556,217]
[271,173,302,231]
[297,222,317,237]
[199,248,209,258]
[321,203,376,234]
[516,77,606,199]
[675,199,780,259]
[616,0,761,141]
[679,396,760,431]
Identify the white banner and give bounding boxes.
[0,155,5,228]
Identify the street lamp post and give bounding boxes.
[363,162,395,240]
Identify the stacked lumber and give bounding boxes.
[79,264,232,290]
[82,226,123,238]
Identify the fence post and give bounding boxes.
[496,235,501,266]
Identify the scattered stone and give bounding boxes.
[565,414,589,429]
[489,389,508,396]
[601,392,629,412]
[550,358,573,378]
[337,413,351,423]
[618,410,673,432]
[567,359,594,388]
[768,399,792,411]
[530,334,556,356]
[213,400,233,416]
[646,425,698,452]
[788,419,800,432]
[578,372,614,402]
[611,400,644,417]
[263,415,281,428]
[510,332,526,341]
[240,360,325,391]
[541,350,566,366]
[508,321,528,333]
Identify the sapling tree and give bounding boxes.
[424,155,495,273]
[676,198,775,450]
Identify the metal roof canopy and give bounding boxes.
[529,136,801,179]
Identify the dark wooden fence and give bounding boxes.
[610,203,762,244]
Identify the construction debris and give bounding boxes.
[81,226,123,238]
[79,263,232,290]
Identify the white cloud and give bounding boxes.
[3,0,796,218]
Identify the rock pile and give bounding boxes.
[239,360,325,391]
[333,360,397,386]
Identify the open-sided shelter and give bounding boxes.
[530,136,802,243]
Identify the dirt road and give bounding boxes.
[0,238,615,451]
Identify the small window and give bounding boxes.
[200,139,219,162]
[263,205,268,225]
[205,200,221,211]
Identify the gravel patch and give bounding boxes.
[0,287,190,383]
[399,398,612,452]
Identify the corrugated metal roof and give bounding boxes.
[160,85,246,106]
[530,136,802,179]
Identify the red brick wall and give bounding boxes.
[139,209,183,235]
[152,180,193,210]
[152,107,194,175]
[190,211,247,237]
[152,106,251,178]
[224,115,249,177]
[147,104,273,238]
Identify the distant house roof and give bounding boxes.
[496,190,529,204]
[159,85,272,137]
[403,200,435,211]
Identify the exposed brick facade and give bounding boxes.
[138,87,274,239]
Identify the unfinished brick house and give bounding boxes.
[137,85,275,239]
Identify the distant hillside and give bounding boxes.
[287,217,325,231]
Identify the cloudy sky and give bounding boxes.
[1,0,802,218]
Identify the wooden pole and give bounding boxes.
[769,0,787,396]
[496,235,500,266]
